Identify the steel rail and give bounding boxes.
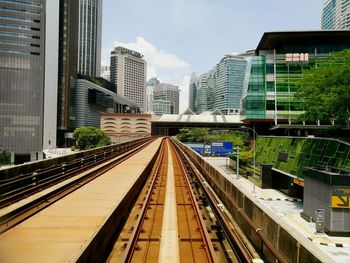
[0,138,156,234]
[170,141,219,263]
[0,138,154,208]
[173,138,289,263]
[119,139,167,263]
[172,138,260,263]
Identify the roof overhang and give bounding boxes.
[256,30,350,53]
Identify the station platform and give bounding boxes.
[0,139,163,263]
[204,157,350,263]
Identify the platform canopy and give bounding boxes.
[151,111,242,136]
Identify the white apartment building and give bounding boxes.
[110,47,147,112]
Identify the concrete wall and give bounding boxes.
[175,140,333,263]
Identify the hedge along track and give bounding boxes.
[108,138,220,262]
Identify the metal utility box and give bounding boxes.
[302,167,350,236]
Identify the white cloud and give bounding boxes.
[107,37,191,80]
[102,37,192,113]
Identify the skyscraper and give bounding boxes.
[188,73,197,112]
[0,0,59,163]
[78,0,102,77]
[153,83,180,115]
[110,47,147,112]
[57,0,79,145]
[101,65,110,81]
[322,0,350,29]
[146,77,160,113]
[193,55,247,115]
[215,55,247,115]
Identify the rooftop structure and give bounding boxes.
[151,110,242,136]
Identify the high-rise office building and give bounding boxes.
[78,0,102,77]
[196,73,210,114]
[188,73,197,112]
[153,83,180,114]
[0,0,59,163]
[110,46,147,112]
[101,65,110,81]
[145,77,160,113]
[193,55,247,115]
[215,55,247,115]
[57,0,79,145]
[322,0,350,29]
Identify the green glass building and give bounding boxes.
[241,31,350,128]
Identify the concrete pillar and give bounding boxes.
[10,152,15,164]
[261,164,273,189]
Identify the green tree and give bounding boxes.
[73,126,111,150]
[0,150,11,165]
[177,128,210,143]
[295,49,350,126]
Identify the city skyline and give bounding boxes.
[102,0,323,112]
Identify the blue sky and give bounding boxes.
[102,0,323,112]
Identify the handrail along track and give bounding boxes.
[0,137,157,234]
[0,137,154,209]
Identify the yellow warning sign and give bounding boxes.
[293,178,304,187]
[332,196,350,208]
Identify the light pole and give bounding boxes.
[241,125,258,193]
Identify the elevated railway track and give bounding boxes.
[0,137,292,262]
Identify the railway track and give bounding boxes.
[108,138,262,262]
[0,137,265,262]
[0,137,156,234]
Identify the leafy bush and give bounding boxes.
[177,128,252,163]
[0,150,11,165]
[72,126,111,150]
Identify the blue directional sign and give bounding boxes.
[210,142,233,155]
[184,142,205,154]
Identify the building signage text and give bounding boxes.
[285,53,309,62]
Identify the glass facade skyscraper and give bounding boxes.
[188,73,197,112]
[57,0,79,137]
[215,55,247,115]
[193,55,247,115]
[322,0,350,29]
[78,0,102,77]
[0,0,59,163]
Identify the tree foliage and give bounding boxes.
[72,126,111,150]
[176,128,251,163]
[295,49,350,126]
[0,150,11,165]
